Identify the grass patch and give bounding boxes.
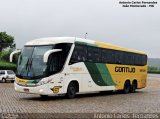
[148,66,160,74]
[0,60,17,71]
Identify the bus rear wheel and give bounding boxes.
[130,81,137,93]
[123,81,130,94]
[66,82,76,99]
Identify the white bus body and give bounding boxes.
[11,37,147,98]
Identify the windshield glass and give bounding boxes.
[16,43,72,80]
[17,46,53,79]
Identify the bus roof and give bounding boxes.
[25,37,146,55]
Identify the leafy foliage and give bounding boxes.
[0,32,15,51]
[148,66,160,74]
[0,32,17,71]
[0,50,19,72]
[0,61,17,72]
[0,51,11,62]
[0,50,19,63]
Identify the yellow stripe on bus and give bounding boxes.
[16,77,28,85]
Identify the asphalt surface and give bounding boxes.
[0,74,160,118]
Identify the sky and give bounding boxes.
[0,0,160,58]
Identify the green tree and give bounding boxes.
[0,32,15,51]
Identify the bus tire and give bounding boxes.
[130,80,137,93]
[123,81,130,94]
[66,82,77,99]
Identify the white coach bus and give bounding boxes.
[10,37,147,98]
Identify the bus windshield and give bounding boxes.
[16,43,72,80]
[17,46,53,79]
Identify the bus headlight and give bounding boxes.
[37,78,51,86]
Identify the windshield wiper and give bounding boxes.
[26,58,30,70]
[30,58,33,68]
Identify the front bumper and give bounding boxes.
[14,82,63,95]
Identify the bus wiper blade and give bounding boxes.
[26,58,30,70]
[30,58,33,68]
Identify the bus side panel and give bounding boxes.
[64,62,116,93]
[64,63,147,93]
[106,64,148,90]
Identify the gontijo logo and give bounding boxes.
[115,66,135,73]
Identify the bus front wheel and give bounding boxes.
[66,82,76,99]
[123,81,130,94]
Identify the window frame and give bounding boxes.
[69,43,147,66]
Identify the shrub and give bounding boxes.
[0,50,19,63]
[0,51,11,62]
[0,61,17,72]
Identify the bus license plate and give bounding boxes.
[23,88,29,92]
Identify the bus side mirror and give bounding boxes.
[43,49,62,63]
[10,50,21,62]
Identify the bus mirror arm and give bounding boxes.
[10,50,21,62]
[43,49,62,63]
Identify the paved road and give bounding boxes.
[0,74,160,117]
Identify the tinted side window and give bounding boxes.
[69,43,147,66]
[115,51,122,64]
[54,43,72,66]
[101,49,113,63]
[135,54,140,65]
[128,53,134,65]
[70,44,87,64]
[47,52,61,74]
[142,55,147,65]
[46,43,72,75]
[101,49,108,63]
[87,47,101,63]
